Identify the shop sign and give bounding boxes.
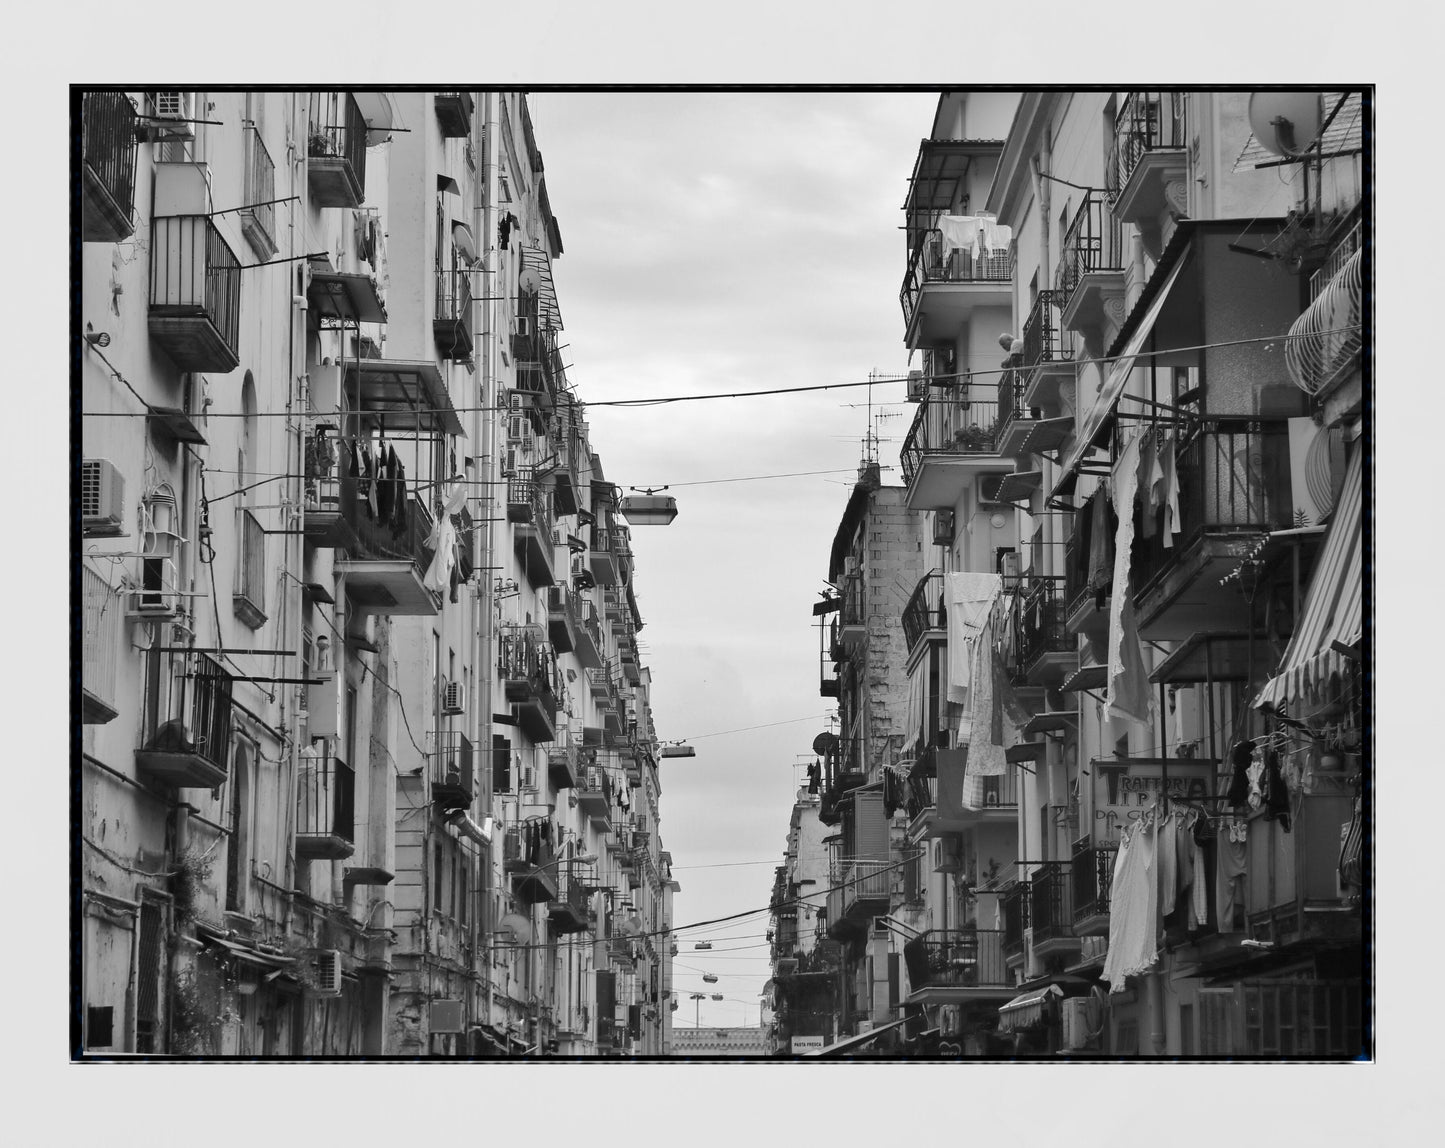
[1092,760,1213,843]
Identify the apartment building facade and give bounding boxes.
[77,88,676,1058]
[779,89,1365,1058]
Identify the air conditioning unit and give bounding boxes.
[507,414,529,443]
[1060,996,1091,1050]
[314,950,343,997]
[82,459,127,536]
[999,551,1021,585]
[933,509,955,547]
[1023,928,1043,978]
[129,558,180,618]
[906,369,927,402]
[442,680,466,716]
[143,91,196,140]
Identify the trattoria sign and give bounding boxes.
[1091,760,1214,843]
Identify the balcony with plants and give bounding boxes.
[497,624,559,744]
[295,749,356,860]
[148,213,242,373]
[82,90,138,242]
[899,379,1015,510]
[307,91,368,209]
[135,650,234,789]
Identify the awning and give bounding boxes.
[1149,632,1259,684]
[519,243,563,332]
[903,138,1005,247]
[803,1014,913,1057]
[343,357,465,437]
[308,266,388,326]
[1052,247,1192,492]
[996,983,1062,1032]
[1060,664,1107,693]
[1255,446,1363,712]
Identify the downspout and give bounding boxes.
[477,89,500,1035]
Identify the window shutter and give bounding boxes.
[493,734,511,792]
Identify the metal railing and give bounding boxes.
[1013,576,1071,674]
[307,91,367,190]
[838,860,892,906]
[149,214,242,356]
[242,124,276,250]
[1028,861,1073,943]
[296,753,356,845]
[1110,91,1189,193]
[1309,216,1363,302]
[235,508,265,616]
[902,570,946,652]
[900,227,1012,330]
[427,730,474,796]
[903,928,1010,990]
[1071,841,1115,922]
[435,264,473,327]
[900,382,1010,487]
[993,369,1033,445]
[1001,882,1030,958]
[141,649,233,776]
[1133,420,1293,594]
[82,564,120,714]
[497,624,558,697]
[578,598,603,650]
[507,473,556,543]
[1063,487,1110,619]
[1054,191,1123,308]
[1021,288,1073,371]
[82,90,138,229]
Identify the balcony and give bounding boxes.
[901,228,1012,347]
[295,753,356,860]
[547,586,580,655]
[548,869,592,935]
[589,516,619,587]
[899,384,1015,511]
[240,125,278,261]
[1109,92,1190,259]
[1019,289,1076,417]
[548,744,580,791]
[507,474,557,588]
[1287,219,1363,416]
[434,91,474,138]
[232,508,267,630]
[427,730,475,811]
[498,624,559,744]
[902,929,1013,1004]
[81,564,120,725]
[817,741,865,827]
[838,572,866,651]
[307,91,368,209]
[1133,419,1294,640]
[586,667,613,705]
[148,215,242,372]
[434,268,473,361]
[1011,577,1076,687]
[81,90,138,242]
[334,496,439,616]
[1027,862,1080,959]
[1063,490,1112,639]
[1054,192,1125,353]
[576,765,614,825]
[1000,882,1030,964]
[901,570,946,658]
[839,860,892,928]
[819,647,840,699]
[503,828,558,906]
[1071,841,1115,937]
[573,599,605,670]
[135,650,234,789]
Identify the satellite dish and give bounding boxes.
[1248,92,1323,158]
[812,732,838,756]
[518,265,542,294]
[498,912,533,945]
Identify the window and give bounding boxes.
[1199,988,1237,1054]
[1179,1002,1195,1056]
[1242,979,1362,1058]
[226,741,252,912]
[433,841,445,913]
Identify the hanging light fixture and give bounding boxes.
[620,485,678,526]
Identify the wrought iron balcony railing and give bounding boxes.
[307,91,368,207]
[901,570,946,653]
[81,90,138,242]
[1071,841,1116,924]
[1054,191,1123,311]
[1020,288,1073,372]
[1109,91,1189,194]
[902,928,1010,990]
[148,214,242,372]
[1027,861,1073,944]
[296,753,356,855]
[900,379,1015,488]
[1012,576,1071,675]
[900,227,1012,332]
[240,124,277,258]
[1001,881,1030,958]
[135,649,234,787]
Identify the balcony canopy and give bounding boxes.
[996,983,1063,1033]
[519,243,563,332]
[903,139,1004,248]
[308,263,388,326]
[1254,447,1362,714]
[343,357,465,437]
[801,1014,913,1057]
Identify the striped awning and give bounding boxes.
[1255,446,1363,712]
[996,983,1062,1032]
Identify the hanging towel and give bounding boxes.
[423,475,470,592]
[391,456,409,532]
[937,215,984,261]
[1106,429,1154,730]
[980,217,1012,256]
[1138,431,1158,540]
[1226,741,1254,806]
[1087,486,1112,595]
[1159,430,1181,548]
[1190,834,1210,929]
[1215,819,1248,931]
[1157,808,1178,918]
[960,614,1008,810]
[1102,814,1159,991]
[1262,750,1292,831]
[945,572,1001,709]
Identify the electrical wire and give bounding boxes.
[673,713,836,742]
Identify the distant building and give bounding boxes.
[670,1027,769,1057]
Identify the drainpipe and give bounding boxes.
[1031,132,1056,571]
[476,89,500,1035]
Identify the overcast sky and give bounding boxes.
[531,90,940,1029]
